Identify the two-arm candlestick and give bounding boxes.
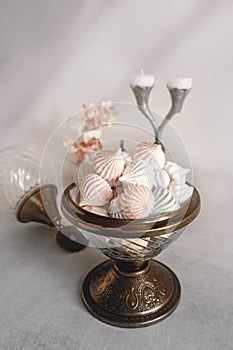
[131,72,192,145]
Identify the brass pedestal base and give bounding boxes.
[82,259,181,328]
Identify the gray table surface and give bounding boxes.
[0,168,232,350]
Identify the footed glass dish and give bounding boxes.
[61,182,200,327]
[39,102,201,327]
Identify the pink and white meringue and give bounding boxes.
[94,148,126,183]
[79,174,113,207]
[152,188,180,215]
[133,142,165,170]
[108,197,126,219]
[74,156,95,186]
[164,161,190,184]
[119,159,154,189]
[154,169,170,189]
[164,161,193,204]
[169,182,193,205]
[73,139,193,219]
[119,184,154,219]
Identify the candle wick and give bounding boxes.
[140,69,144,75]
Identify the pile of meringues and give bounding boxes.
[74,141,193,219]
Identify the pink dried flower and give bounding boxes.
[67,137,102,164]
[82,101,116,129]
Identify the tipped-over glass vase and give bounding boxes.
[0,144,86,252]
[0,145,43,209]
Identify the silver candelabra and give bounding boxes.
[131,83,192,144]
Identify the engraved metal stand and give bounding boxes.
[82,259,180,327]
[61,183,200,328]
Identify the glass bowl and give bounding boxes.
[39,103,200,327]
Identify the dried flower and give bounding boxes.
[82,101,116,129]
[67,137,102,164]
[64,100,116,164]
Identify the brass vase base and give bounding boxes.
[16,184,88,252]
[56,228,87,252]
[82,259,181,328]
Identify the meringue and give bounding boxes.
[164,161,190,184]
[119,159,154,189]
[94,148,126,183]
[74,156,95,186]
[169,182,194,205]
[154,169,170,189]
[133,142,165,170]
[164,161,193,204]
[79,174,113,207]
[152,188,180,215]
[74,140,193,219]
[120,184,154,219]
[108,197,126,219]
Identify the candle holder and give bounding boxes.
[131,82,192,142]
[130,85,159,143]
[158,87,191,138]
[61,182,200,327]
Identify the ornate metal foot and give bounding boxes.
[82,259,181,328]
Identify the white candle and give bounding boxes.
[167,78,193,90]
[130,69,155,87]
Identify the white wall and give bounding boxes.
[0,0,232,173]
